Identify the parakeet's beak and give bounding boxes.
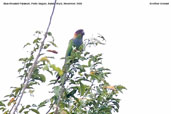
[82,30,85,36]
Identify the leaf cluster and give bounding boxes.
[0,31,57,114]
[0,32,126,114]
[50,45,126,114]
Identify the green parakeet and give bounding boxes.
[56,29,85,81]
[65,29,84,57]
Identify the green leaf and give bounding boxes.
[43,64,49,71]
[73,96,79,103]
[67,89,77,98]
[12,87,21,96]
[40,56,50,63]
[3,110,9,114]
[33,38,41,44]
[24,111,29,114]
[0,101,5,106]
[26,105,31,108]
[47,32,52,36]
[48,79,57,85]
[19,106,25,113]
[32,104,37,107]
[115,85,127,93]
[49,41,57,47]
[39,74,46,82]
[23,43,31,48]
[30,108,40,114]
[50,64,63,76]
[28,55,34,61]
[77,65,86,73]
[88,59,92,67]
[19,57,28,62]
[28,82,39,87]
[44,44,50,49]
[18,68,24,73]
[99,106,112,113]
[54,86,60,97]
[61,109,69,114]
[84,52,90,56]
[90,74,100,81]
[97,53,102,57]
[80,82,85,96]
[38,100,48,109]
[26,63,33,68]
[113,101,119,109]
[104,72,111,76]
[35,31,41,34]
[69,80,76,85]
[0,107,6,111]
[32,73,46,83]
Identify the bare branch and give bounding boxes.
[12,0,57,113]
[46,102,55,114]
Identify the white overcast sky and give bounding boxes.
[0,0,171,114]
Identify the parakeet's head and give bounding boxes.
[74,29,85,38]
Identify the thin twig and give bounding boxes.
[83,80,95,98]
[46,68,70,114]
[12,0,57,113]
[9,72,29,113]
[9,84,22,113]
[46,102,55,114]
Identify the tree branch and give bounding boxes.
[54,73,67,114]
[12,0,57,113]
[54,63,70,114]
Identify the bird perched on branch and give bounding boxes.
[65,29,85,57]
[56,29,85,81]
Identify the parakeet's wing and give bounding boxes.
[56,39,73,82]
[65,39,73,57]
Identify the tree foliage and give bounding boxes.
[0,31,126,114]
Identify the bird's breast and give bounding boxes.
[73,38,83,48]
